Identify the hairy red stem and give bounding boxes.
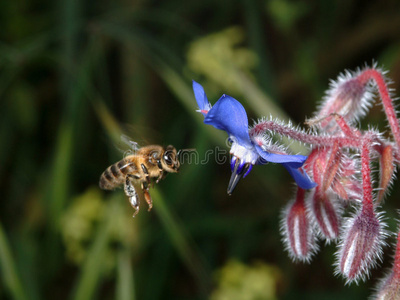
[358,69,400,148]
[361,133,374,213]
[251,121,400,161]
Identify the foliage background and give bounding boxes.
[1,0,400,299]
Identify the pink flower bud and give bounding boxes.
[374,225,400,299]
[336,208,387,284]
[307,147,361,202]
[281,188,318,262]
[335,153,362,201]
[311,70,374,133]
[336,177,362,201]
[377,144,395,203]
[308,189,341,241]
[374,268,400,299]
[320,142,342,193]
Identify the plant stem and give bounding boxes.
[359,69,400,148]
[361,133,374,213]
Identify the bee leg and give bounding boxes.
[158,173,167,183]
[156,160,162,183]
[155,160,165,183]
[141,181,153,211]
[156,171,164,183]
[125,175,139,217]
[141,163,151,185]
[144,189,153,211]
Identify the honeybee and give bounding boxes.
[99,144,180,217]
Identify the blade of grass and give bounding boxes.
[93,98,125,146]
[243,0,276,97]
[71,194,120,300]
[0,222,28,300]
[101,22,305,153]
[43,34,101,281]
[116,247,136,300]
[0,32,52,104]
[101,7,199,38]
[41,0,83,279]
[48,0,82,222]
[139,238,173,300]
[151,188,211,296]
[99,22,225,146]
[152,59,226,145]
[0,65,20,107]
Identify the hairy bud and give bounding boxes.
[336,207,387,284]
[311,70,374,133]
[377,144,396,203]
[374,223,400,299]
[375,268,400,300]
[281,188,318,262]
[308,189,341,241]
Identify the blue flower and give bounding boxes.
[192,80,317,194]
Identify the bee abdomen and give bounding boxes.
[99,159,136,190]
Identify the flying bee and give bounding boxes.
[99,144,180,217]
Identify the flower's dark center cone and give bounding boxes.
[227,158,250,195]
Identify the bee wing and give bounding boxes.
[120,134,140,155]
[111,136,136,156]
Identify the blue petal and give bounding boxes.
[254,145,307,168]
[204,95,252,147]
[283,165,317,189]
[192,80,211,116]
[243,164,253,178]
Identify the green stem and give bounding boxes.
[0,222,28,300]
[151,189,211,296]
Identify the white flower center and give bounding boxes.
[230,140,258,165]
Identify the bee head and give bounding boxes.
[161,145,180,172]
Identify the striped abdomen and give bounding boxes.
[99,158,138,190]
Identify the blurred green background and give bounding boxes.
[1,0,400,299]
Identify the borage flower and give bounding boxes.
[192,80,317,194]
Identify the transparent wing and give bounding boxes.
[116,134,140,157]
